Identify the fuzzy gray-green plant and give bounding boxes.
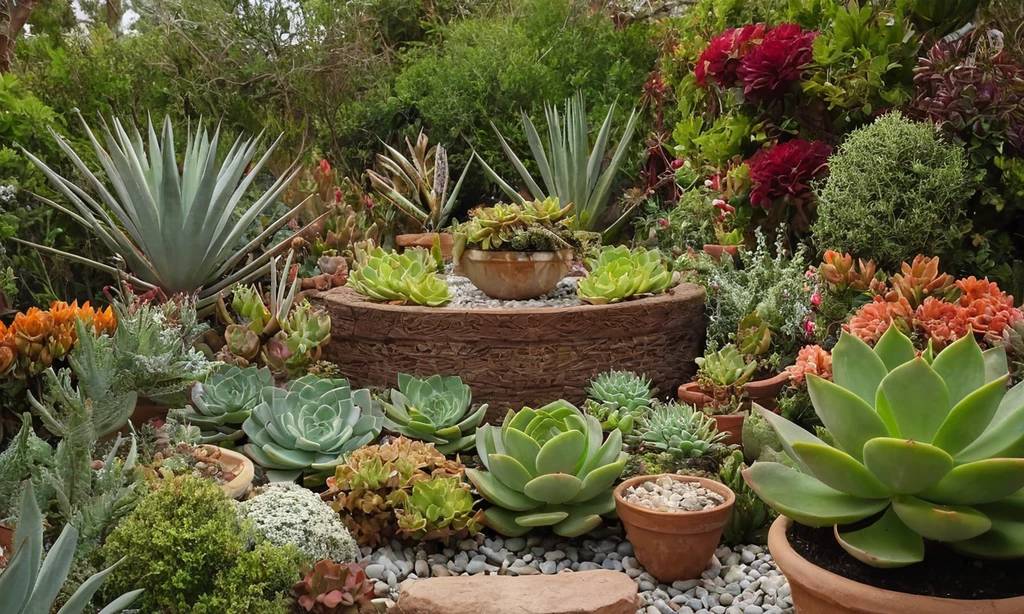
[811,112,976,270]
[237,484,357,563]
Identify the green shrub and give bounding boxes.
[99,476,247,613]
[811,112,976,270]
[193,541,304,614]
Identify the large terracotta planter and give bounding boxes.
[768,516,1024,613]
[198,445,255,500]
[396,232,454,260]
[458,249,574,300]
[614,475,735,583]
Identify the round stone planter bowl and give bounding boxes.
[614,474,735,583]
[769,516,1024,613]
[458,249,574,300]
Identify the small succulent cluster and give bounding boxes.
[745,326,1024,567]
[184,365,274,442]
[292,560,376,614]
[629,401,726,460]
[577,246,678,305]
[392,475,483,542]
[242,376,383,483]
[211,253,333,379]
[452,198,587,262]
[346,246,451,307]
[0,301,116,377]
[238,484,357,564]
[584,370,655,434]
[468,400,627,537]
[819,250,877,293]
[324,437,470,547]
[696,344,757,390]
[382,373,487,453]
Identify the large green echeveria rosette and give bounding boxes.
[743,325,1024,568]
[382,373,487,454]
[185,365,274,442]
[467,400,627,537]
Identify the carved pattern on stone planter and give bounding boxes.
[312,284,706,422]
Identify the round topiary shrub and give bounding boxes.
[811,111,976,270]
[238,483,357,564]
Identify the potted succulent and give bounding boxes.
[366,131,471,260]
[744,326,1024,613]
[452,198,591,300]
[679,344,758,445]
[614,474,735,582]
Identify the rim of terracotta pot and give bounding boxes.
[678,381,715,406]
[769,516,1024,613]
[614,474,736,529]
[461,248,574,263]
[742,371,791,398]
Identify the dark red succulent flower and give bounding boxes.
[747,139,832,208]
[695,23,767,88]
[736,24,817,100]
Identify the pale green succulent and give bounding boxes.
[630,401,726,459]
[577,246,678,305]
[696,344,757,388]
[467,400,627,537]
[744,326,1024,568]
[347,247,451,307]
[185,365,273,442]
[393,476,484,542]
[242,375,384,482]
[382,374,488,454]
[584,370,654,434]
[0,482,144,614]
[18,113,307,312]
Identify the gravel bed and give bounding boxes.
[443,275,581,309]
[360,530,792,614]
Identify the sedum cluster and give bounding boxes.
[324,437,471,547]
[238,483,357,564]
[745,326,1024,567]
[382,373,487,453]
[347,246,451,307]
[577,246,678,305]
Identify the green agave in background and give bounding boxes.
[744,326,1024,567]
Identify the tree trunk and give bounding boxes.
[0,0,36,73]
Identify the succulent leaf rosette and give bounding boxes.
[577,246,678,305]
[346,247,450,307]
[585,370,654,434]
[185,365,274,442]
[382,374,487,453]
[242,375,383,482]
[630,401,726,460]
[467,400,627,537]
[744,325,1024,567]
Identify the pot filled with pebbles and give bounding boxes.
[614,474,734,583]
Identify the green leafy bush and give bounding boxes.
[811,112,976,270]
[192,541,304,614]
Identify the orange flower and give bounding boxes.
[90,305,117,336]
[844,296,913,344]
[956,277,1023,342]
[914,297,968,350]
[786,345,833,384]
[888,255,956,309]
[0,344,14,375]
[13,307,53,345]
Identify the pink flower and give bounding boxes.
[736,24,817,100]
[747,139,831,208]
[671,158,685,169]
[320,159,331,175]
[811,293,822,307]
[804,319,816,335]
[695,24,767,88]
[658,218,670,228]
[335,189,343,203]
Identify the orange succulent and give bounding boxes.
[90,305,117,335]
[786,345,832,384]
[0,321,14,375]
[887,255,957,309]
[956,277,1023,342]
[820,251,876,291]
[914,297,969,350]
[844,295,913,344]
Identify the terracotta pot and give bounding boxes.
[711,412,745,446]
[200,445,255,500]
[769,516,1024,613]
[0,523,12,554]
[742,371,791,401]
[703,244,739,262]
[678,381,715,408]
[396,232,455,260]
[614,475,735,583]
[130,398,170,428]
[458,249,574,300]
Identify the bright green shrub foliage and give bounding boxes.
[99,476,246,613]
[192,541,304,614]
[811,112,976,270]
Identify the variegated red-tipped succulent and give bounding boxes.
[293,560,376,614]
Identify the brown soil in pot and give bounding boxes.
[614,475,734,583]
[770,516,1024,613]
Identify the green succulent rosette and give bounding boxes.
[382,373,487,454]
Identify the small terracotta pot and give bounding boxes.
[678,381,715,408]
[396,232,455,260]
[769,516,1024,613]
[200,445,255,500]
[615,475,735,583]
[703,244,739,262]
[131,398,170,427]
[0,523,12,554]
[742,371,791,400]
[458,249,574,300]
[711,413,745,447]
